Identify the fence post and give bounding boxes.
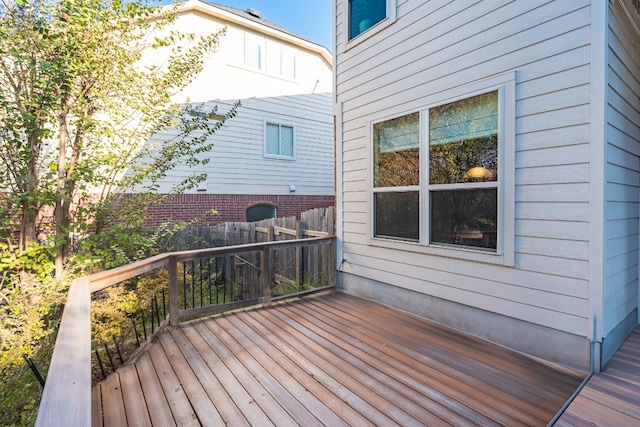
[168,256,179,326]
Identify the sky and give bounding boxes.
[163,1,333,50]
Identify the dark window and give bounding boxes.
[373,112,420,241]
[246,205,277,222]
[349,0,386,39]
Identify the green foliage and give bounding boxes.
[0,0,238,423]
[0,243,64,426]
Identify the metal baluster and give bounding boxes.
[112,336,123,365]
[104,343,115,372]
[94,349,106,380]
[131,317,140,347]
[191,260,195,309]
[183,261,187,309]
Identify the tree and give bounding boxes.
[0,0,238,278]
[0,3,238,422]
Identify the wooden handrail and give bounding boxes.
[36,236,335,425]
[35,278,92,427]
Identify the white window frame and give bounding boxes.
[345,0,397,49]
[266,39,297,81]
[264,121,296,160]
[227,28,265,73]
[367,73,516,266]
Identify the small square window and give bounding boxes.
[349,0,387,39]
[266,123,294,158]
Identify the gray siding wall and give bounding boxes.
[335,0,593,367]
[603,0,640,360]
[156,94,335,196]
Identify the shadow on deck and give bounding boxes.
[92,292,584,426]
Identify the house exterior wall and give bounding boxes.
[145,194,334,226]
[152,95,334,197]
[602,0,640,364]
[130,2,334,222]
[335,0,594,369]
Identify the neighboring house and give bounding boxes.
[334,0,640,371]
[142,0,334,225]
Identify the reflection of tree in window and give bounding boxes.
[373,112,420,241]
[374,113,419,188]
[428,91,499,251]
[429,92,498,185]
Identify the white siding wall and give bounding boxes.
[138,9,334,196]
[155,94,334,195]
[336,0,592,341]
[604,2,640,339]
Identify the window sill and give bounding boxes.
[264,154,296,161]
[345,17,394,50]
[370,236,514,267]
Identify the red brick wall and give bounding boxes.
[145,194,334,226]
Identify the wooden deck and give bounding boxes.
[92,292,585,426]
[555,326,640,426]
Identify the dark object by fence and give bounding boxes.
[23,354,46,388]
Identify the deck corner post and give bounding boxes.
[168,256,179,325]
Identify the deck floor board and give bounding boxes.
[93,292,587,426]
[557,326,640,426]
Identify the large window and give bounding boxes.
[265,122,294,158]
[373,112,420,240]
[349,0,387,39]
[373,91,500,252]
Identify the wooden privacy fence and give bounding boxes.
[36,235,335,426]
[165,207,335,297]
[166,207,334,248]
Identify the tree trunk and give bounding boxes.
[55,110,69,279]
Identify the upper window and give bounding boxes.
[265,122,294,158]
[266,40,296,80]
[228,29,264,71]
[349,0,387,39]
[373,91,500,252]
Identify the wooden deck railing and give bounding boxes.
[35,236,335,426]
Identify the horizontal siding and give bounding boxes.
[147,94,334,196]
[604,1,640,336]
[336,0,593,337]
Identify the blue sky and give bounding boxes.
[213,1,332,49]
[160,1,333,50]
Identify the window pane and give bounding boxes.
[281,126,294,156]
[245,33,263,70]
[266,40,281,76]
[247,204,277,222]
[266,123,279,155]
[281,46,296,80]
[429,91,498,184]
[349,0,386,39]
[374,112,420,187]
[430,189,497,250]
[375,191,419,241]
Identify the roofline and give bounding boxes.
[175,0,332,66]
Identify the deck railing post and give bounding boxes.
[168,255,179,325]
[261,244,272,306]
